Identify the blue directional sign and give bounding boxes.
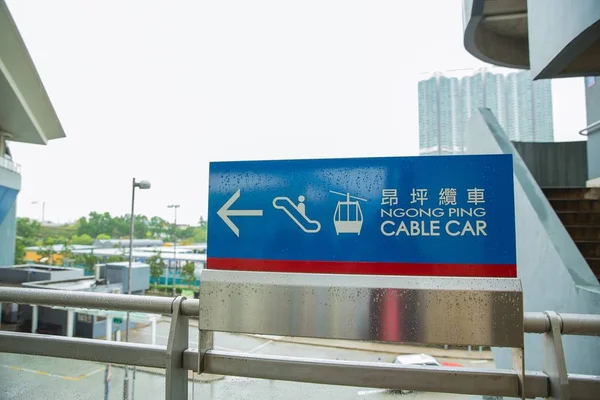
[208,154,516,277]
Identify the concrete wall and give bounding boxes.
[466,108,600,375]
[585,77,600,183]
[0,165,20,267]
[512,140,588,187]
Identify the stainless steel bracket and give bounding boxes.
[512,347,526,400]
[198,329,213,375]
[543,311,569,400]
[166,296,189,400]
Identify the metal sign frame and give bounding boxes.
[198,270,526,399]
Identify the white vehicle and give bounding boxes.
[389,354,442,394]
[393,353,442,367]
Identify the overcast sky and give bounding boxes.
[7,0,586,225]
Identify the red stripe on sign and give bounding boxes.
[207,258,517,278]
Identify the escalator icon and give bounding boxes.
[272,195,322,233]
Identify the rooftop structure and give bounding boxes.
[0,264,83,285]
[22,277,114,291]
[92,239,164,249]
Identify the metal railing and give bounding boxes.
[578,119,600,136]
[0,155,21,174]
[0,287,599,399]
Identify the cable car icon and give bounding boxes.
[329,190,368,235]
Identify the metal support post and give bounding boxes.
[198,330,213,374]
[166,296,189,400]
[151,318,157,345]
[512,347,526,400]
[543,311,570,400]
[31,305,38,333]
[106,317,112,341]
[132,367,136,400]
[66,309,75,337]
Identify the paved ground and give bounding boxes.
[0,317,496,399]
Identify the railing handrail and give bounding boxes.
[1,286,599,399]
[578,119,600,136]
[1,330,598,399]
[0,286,199,316]
[0,287,597,335]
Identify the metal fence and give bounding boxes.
[1,287,599,399]
[0,155,20,174]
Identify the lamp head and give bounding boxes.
[135,180,151,189]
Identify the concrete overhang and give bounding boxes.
[462,0,529,70]
[0,0,65,144]
[463,0,600,80]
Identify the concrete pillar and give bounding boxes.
[116,329,121,342]
[31,305,38,333]
[10,303,17,323]
[106,316,112,341]
[0,132,6,156]
[66,310,75,337]
[151,318,157,345]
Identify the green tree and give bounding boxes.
[180,226,196,239]
[133,214,150,239]
[74,252,99,275]
[147,253,165,289]
[71,234,94,245]
[181,261,196,287]
[57,237,73,264]
[16,217,41,246]
[149,216,168,238]
[192,226,207,243]
[96,233,111,240]
[14,237,25,264]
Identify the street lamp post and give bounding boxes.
[123,178,150,400]
[167,204,180,296]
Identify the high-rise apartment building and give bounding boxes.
[418,69,554,155]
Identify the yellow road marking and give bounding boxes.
[1,364,104,381]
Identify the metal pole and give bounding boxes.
[167,205,180,297]
[123,177,136,400]
[66,309,74,337]
[173,206,177,296]
[31,305,38,333]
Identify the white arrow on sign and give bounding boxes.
[217,189,263,237]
